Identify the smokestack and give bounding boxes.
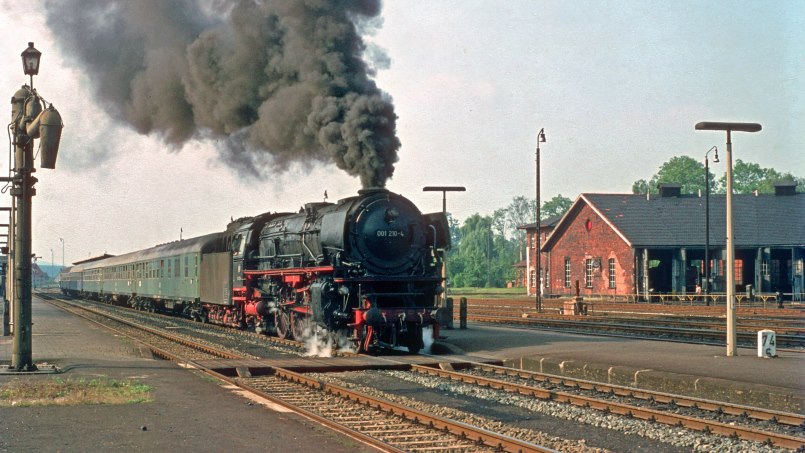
[44,0,399,187]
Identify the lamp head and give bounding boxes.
[21,42,41,77]
[537,128,546,143]
[695,121,761,133]
[706,145,719,163]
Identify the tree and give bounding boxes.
[447,213,518,288]
[631,156,713,194]
[541,194,573,219]
[501,196,535,261]
[632,179,650,195]
[716,159,804,194]
[634,155,803,196]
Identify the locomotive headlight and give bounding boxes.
[384,208,399,223]
[338,286,350,296]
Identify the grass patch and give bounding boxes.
[0,377,153,407]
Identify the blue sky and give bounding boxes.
[0,0,802,264]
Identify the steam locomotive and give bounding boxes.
[59,188,450,353]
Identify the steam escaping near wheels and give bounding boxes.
[422,327,435,354]
[302,327,356,358]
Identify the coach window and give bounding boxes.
[160,260,165,278]
[175,258,180,277]
[195,256,198,277]
[185,256,189,277]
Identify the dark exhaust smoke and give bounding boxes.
[44,0,399,187]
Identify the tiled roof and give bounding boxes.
[519,214,563,230]
[581,192,805,247]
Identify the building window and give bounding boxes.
[585,259,594,288]
[734,259,743,285]
[608,258,616,289]
[530,270,536,288]
[564,258,571,288]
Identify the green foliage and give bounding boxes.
[716,159,805,194]
[631,155,713,194]
[446,194,573,289]
[541,194,573,219]
[447,213,518,288]
[633,155,802,195]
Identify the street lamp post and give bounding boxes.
[535,128,546,312]
[695,121,761,357]
[423,186,465,306]
[704,146,719,299]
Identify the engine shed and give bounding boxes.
[526,182,805,301]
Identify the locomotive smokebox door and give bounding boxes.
[351,193,425,274]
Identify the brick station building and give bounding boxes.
[521,183,805,301]
[518,216,561,296]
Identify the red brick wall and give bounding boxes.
[547,203,635,296]
[526,229,550,293]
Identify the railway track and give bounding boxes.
[466,307,805,333]
[464,313,805,349]
[39,293,556,452]
[457,300,805,349]
[39,291,805,451]
[411,363,805,450]
[462,297,805,316]
[40,292,323,358]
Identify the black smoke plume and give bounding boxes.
[44,0,399,187]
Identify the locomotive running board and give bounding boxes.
[244,266,335,277]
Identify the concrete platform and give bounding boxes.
[434,324,805,413]
[0,297,375,453]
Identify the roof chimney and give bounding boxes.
[774,181,797,196]
[658,183,682,198]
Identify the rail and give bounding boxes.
[410,362,805,450]
[40,292,556,452]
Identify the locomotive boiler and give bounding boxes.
[60,188,450,353]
